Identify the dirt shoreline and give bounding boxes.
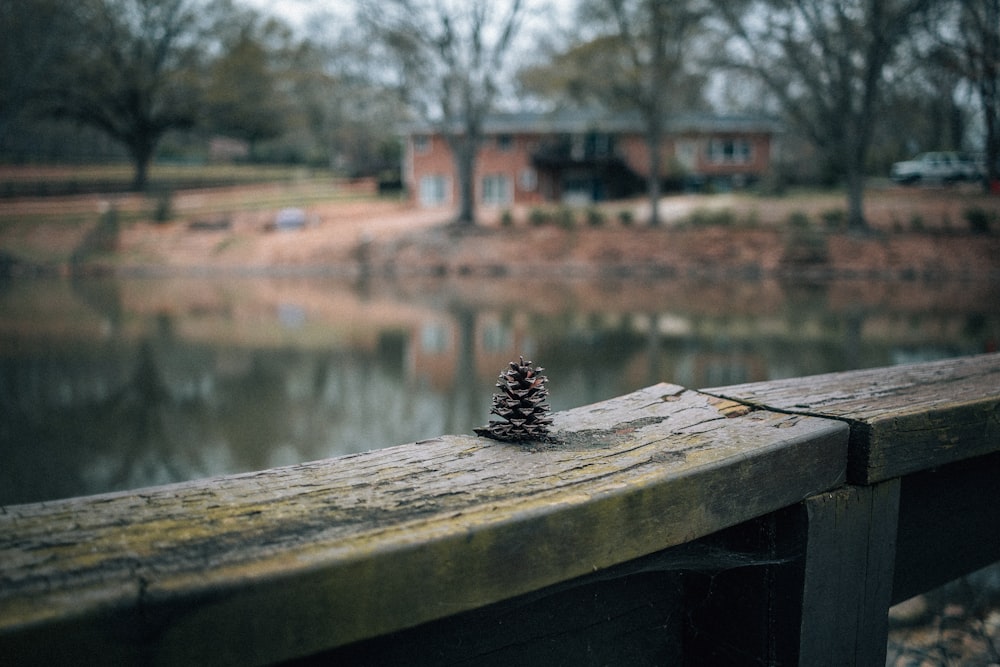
[360,223,1000,282]
[94,219,1000,284]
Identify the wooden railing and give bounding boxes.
[2,354,998,666]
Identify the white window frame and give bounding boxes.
[419,174,450,206]
[519,168,537,192]
[413,134,431,154]
[481,173,512,206]
[675,140,698,171]
[708,138,753,165]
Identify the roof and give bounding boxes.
[403,109,781,136]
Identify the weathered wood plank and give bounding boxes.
[0,384,847,666]
[704,352,1000,484]
[797,482,899,666]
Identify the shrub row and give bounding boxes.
[505,207,634,229]
[503,205,997,234]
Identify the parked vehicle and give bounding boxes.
[890,151,981,184]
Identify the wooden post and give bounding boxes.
[704,352,1000,666]
[797,482,899,666]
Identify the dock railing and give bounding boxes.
[2,353,999,666]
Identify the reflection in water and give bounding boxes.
[1,275,997,505]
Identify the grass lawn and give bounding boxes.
[0,162,346,198]
[0,164,383,223]
[0,163,390,267]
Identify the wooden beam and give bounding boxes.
[0,384,847,666]
[704,352,1000,484]
[797,482,900,666]
[892,450,1000,604]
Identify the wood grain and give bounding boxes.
[0,384,846,666]
[704,352,1000,483]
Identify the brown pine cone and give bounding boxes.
[474,356,553,442]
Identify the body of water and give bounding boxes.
[2,274,997,505]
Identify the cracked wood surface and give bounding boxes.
[704,352,1000,484]
[0,384,846,666]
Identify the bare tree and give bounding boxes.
[39,0,208,190]
[360,0,527,226]
[929,0,1000,186]
[204,9,295,158]
[579,0,709,226]
[0,0,74,141]
[713,0,936,231]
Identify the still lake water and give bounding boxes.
[2,273,997,506]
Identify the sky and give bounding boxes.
[241,0,576,36]
[240,0,331,30]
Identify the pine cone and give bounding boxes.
[474,356,553,442]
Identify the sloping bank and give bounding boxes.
[357,224,1000,282]
[14,219,1000,281]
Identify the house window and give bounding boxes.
[519,168,537,192]
[586,132,613,157]
[413,135,431,154]
[708,138,753,164]
[419,174,449,206]
[496,134,514,151]
[676,140,698,171]
[481,174,512,205]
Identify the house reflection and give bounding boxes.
[410,309,538,391]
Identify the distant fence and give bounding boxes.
[1,354,998,666]
[0,172,382,199]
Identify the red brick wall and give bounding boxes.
[620,132,772,179]
[407,133,546,207]
[407,134,455,205]
[475,133,545,206]
[620,135,657,178]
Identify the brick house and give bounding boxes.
[403,109,780,208]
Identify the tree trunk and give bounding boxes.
[845,166,867,234]
[984,93,999,188]
[980,2,1000,189]
[130,140,155,192]
[644,1,668,229]
[452,135,477,227]
[979,63,1000,188]
[843,124,870,234]
[646,125,662,227]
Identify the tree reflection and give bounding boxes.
[1,274,998,505]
